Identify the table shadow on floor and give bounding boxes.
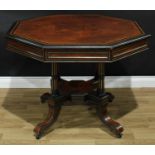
[2,76,137,138]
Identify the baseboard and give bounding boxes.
[0,76,155,88]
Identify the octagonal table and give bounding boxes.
[6,14,151,139]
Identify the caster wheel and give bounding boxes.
[36,135,40,139]
[35,133,42,139]
[111,128,123,138]
[116,133,122,138]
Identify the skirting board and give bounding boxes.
[0,76,155,88]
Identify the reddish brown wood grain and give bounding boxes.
[10,15,144,45]
[6,14,150,63]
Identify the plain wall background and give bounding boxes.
[0,10,154,76]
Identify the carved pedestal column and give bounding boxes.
[34,63,124,139]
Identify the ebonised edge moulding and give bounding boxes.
[6,14,151,139]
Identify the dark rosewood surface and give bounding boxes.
[6,14,150,63]
[9,15,144,45]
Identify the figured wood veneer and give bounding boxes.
[6,14,150,63]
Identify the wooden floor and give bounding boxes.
[0,88,155,144]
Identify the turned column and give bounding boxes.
[98,63,105,93]
[51,63,59,95]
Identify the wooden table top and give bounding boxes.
[6,14,151,63]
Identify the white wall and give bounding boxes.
[0,76,155,88]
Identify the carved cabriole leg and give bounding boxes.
[34,63,66,139]
[96,63,124,138]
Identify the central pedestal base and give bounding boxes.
[34,63,124,139]
[34,80,123,139]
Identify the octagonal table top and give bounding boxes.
[6,14,151,63]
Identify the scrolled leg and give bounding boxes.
[34,63,66,139]
[34,98,61,139]
[96,96,124,138]
[85,63,124,138]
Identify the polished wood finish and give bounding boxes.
[33,63,123,139]
[34,96,61,139]
[9,15,143,45]
[6,14,151,139]
[6,15,150,62]
[34,63,72,139]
